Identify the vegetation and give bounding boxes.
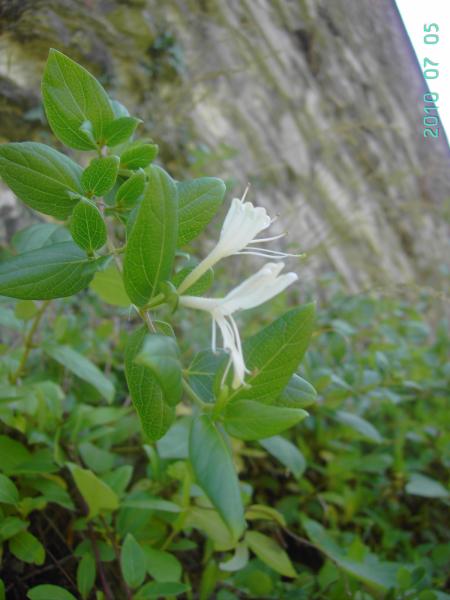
[0,51,448,600]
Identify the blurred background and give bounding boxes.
[0,0,449,303]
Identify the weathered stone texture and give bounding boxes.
[0,0,448,295]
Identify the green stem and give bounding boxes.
[9,300,51,384]
[182,378,210,410]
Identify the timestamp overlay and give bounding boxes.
[396,0,450,142]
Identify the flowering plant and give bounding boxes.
[0,50,316,594]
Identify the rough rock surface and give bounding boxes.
[0,0,449,295]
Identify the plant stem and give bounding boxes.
[99,516,132,600]
[88,522,114,600]
[9,300,51,384]
[182,378,209,410]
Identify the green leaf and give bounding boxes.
[302,518,397,591]
[69,198,107,252]
[405,473,449,499]
[0,435,31,474]
[245,531,296,578]
[135,334,182,407]
[68,463,119,519]
[77,553,96,600]
[9,531,45,565]
[44,344,115,403]
[143,547,182,582]
[90,263,131,307]
[27,585,77,600]
[120,142,158,169]
[104,116,141,147]
[121,533,147,589]
[189,415,245,541]
[230,304,316,404]
[12,223,72,254]
[185,506,235,551]
[224,400,308,441]
[134,581,190,599]
[0,142,82,218]
[0,473,20,505]
[276,374,317,409]
[42,49,114,150]
[116,171,146,208]
[125,326,175,441]
[30,480,74,510]
[260,435,306,479]
[177,177,226,245]
[124,165,178,306]
[187,350,226,403]
[79,442,116,473]
[219,542,249,572]
[245,504,286,527]
[0,242,106,300]
[81,156,119,197]
[335,411,383,443]
[0,517,28,541]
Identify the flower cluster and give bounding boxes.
[178,189,301,389]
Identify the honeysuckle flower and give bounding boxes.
[177,187,300,294]
[180,262,298,389]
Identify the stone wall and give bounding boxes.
[0,0,449,296]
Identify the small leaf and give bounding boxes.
[0,473,20,505]
[44,344,115,403]
[121,533,147,589]
[9,531,45,565]
[135,334,182,407]
[104,116,141,147]
[0,242,106,300]
[260,436,306,479]
[245,531,296,578]
[335,411,383,443]
[219,542,249,572]
[116,171,146,208]
[245,504,287,527]
[68,463,119,519]
[121,143,158,169]
[42,49,114,150]
[125,326,175,441]
[77,553,96,600]
[177,177,226,245]
[405,473,449,499]
[0,435,31,474]
[27,585,77,600]
[134,581,190,599]
[124,165,178,306]
[90,263,131,307]
[186,506,235,551]
[79,442,116,473]
[224,400,308,441]
[142,546,182,582]
[81,156,119,197]
[70,198,107,252]
[0,142,82,218]
[189,415,245,541]
[230,304,316,404]
[0,517,28,541]
[276,374,317,409]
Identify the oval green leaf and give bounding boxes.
[125,326,175,441]
[245,531,296,578]
[276,374,317,409]
[0,242,107,300]
[224,400,308,441]
[189,415,245,541]
[104,116,142,147]
[0,473,20,505]
[70,198,107,252]
[177,177,226,246]
[124,165,178,306]
[27,585,77,600]
[121,533,147,589]
[81,156,119,197]
[120,143,158,169]
[42,49,114,150]
[9,531,45,565]
[68,463,118,519]
[0,142,82,219]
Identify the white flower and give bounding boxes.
[180,262,298,389]
[177,187,299,294]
